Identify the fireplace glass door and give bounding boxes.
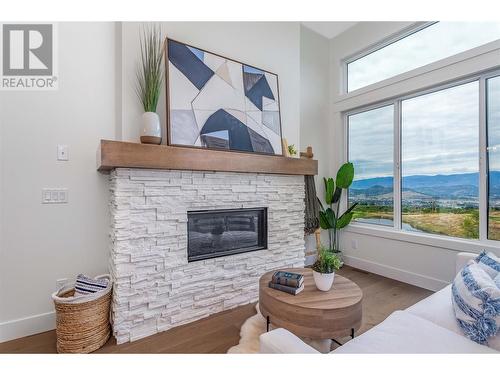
[187,208,267,262]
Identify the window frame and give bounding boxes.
[485,74,500,241]
[344,69,500,249]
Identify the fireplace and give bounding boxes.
[108,168,306,344]
[187,207,268,262]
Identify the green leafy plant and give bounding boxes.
[136,25,164,113]
[288,144,297,156]
[312,245,342,274]
[318,162,357,253]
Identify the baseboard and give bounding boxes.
[0,311,55,343]
[343,255,448,292]
[0,256,446,343]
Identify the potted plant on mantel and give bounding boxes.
[136,26,164,145]
[312,245,342,291]
[318,162,357,260]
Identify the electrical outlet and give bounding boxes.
[42,188,68,204]
[57,145,69,161]
[351,239,358,250]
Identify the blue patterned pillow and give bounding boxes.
[452,262,500,347]
[475,251,500,279]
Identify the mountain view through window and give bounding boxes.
[349,81,481,239]
[348,105,394,226]
[401,82,479,239]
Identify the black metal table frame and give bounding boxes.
[266,315,355,347]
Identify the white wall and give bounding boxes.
[0,22,117,341]
[120,22,302,150]
[4,21,468,343]
[299,25,331,259]
[0,21,322,342]
[329,22,500,291]
[2,19,493,343]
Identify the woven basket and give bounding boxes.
[52,274,112,353]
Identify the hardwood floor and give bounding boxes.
[0,266,433,354]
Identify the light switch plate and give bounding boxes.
[43,190,52,202]
[57,145,69,161]
[42,188,68,204]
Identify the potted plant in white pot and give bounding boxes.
[136,26,164,145]
[312,245,342,291]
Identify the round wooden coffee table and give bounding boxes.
[259,268,363,340]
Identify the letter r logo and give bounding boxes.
[2,24,53,76]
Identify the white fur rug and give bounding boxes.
[227,304,331,353]
[227,304,267,353]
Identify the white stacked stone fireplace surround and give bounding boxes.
[109,168,305,344]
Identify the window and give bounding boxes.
[347,76,500,241]
[487,75,500,240]
[348,105,394,226]
[401,82,479,239]
[347,22,500,92]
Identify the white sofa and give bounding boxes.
[259,252,499,354]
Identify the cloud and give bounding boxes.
[348,22,500,91]
[488,76,500,170]
[349,105,393,179]
[348,78,500,179]
[401,81,479,176]
[348,23,500,181]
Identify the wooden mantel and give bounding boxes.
[97,140,318,176]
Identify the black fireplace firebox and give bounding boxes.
[187,208,268,262]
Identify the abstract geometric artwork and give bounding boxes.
[166,39,283,155]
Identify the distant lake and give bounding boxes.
[355,218,421,232]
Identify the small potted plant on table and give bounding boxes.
[312,245,342,291]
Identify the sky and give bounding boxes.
[488,76,500,169]
[348,22,500,91]
[349,79,500,181]
[349,105,393,180]
[401,81,479,177]
[348,22,500,182]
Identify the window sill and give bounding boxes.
[344,223,500,253]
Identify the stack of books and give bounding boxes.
[268,271,305,295]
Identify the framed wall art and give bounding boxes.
[165,38,283,156]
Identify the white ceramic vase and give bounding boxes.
[140,112,161,145]
[312,270,335,291]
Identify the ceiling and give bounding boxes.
[301,22,357,39]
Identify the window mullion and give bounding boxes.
[394,100,402,230]
[479,77,488,241]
